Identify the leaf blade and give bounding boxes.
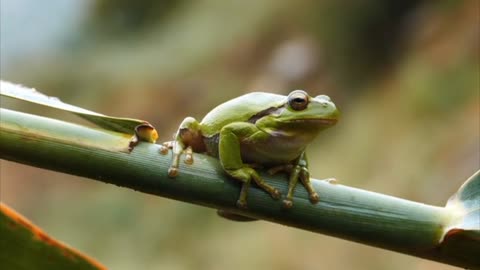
[0,203,106,270]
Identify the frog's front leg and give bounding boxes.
[160,117,200,177]
[270,152,319,208]
[219,122,281,209]
[297,152,320,204]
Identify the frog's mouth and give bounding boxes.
[288,118,338,126]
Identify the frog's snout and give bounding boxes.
[316,95,339,120]
[329,104,340,120]
[315,94,331,102]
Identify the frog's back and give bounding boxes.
[200,92,286,136]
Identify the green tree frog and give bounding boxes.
[160,90,339,209]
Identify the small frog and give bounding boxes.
[161,90,339,209]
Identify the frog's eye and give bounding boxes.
[288,90,309,111]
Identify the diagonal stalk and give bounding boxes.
[0,108,478,269]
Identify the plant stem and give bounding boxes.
[0,108,477,268]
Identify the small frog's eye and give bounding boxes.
[288,90,309,111]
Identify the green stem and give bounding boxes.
[0,108,477,268]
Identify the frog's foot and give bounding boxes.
[227,167,281,209]
[160,141,194,178]
[183,146,194,165]
[283,199,293,209]
[299,168,320,204]
[236,198,248,209]
[282,165,299,209]
[158,141,178,177]
[277,163,319,208]
[267,164,300,208]
[168,146,194,177]
[159,141,173,155]
[308,192,320,204]
[298,177,335,203]
[160,142,194,164]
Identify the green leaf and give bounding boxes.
[445,170,480,233]
[0,203,105,270]
[440,170,480,266]
[0,80,158,143]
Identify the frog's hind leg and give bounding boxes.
[219,122,281,209]
[226,168,253,209]
[268,152,319,208]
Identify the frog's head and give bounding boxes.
[256,90,339,137]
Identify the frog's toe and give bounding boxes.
[282,199,293,209]
[271,188,281,199]
[183,146,194,165]
[309,192,320,204]
[159,141,174,155]
[159,146,169,155]
[236,199,248,209]
[168,167,179,178]
[184,154,193,165]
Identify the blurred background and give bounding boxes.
[1,0,478,269]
